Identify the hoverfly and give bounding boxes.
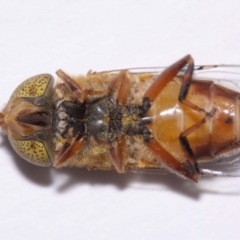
[1,55,240,182]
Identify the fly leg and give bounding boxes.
[177,57,209,175]
[178,118,206,177]
[56,69,131,103]
[109,135,128,173]
[56,69,109,102]
[144,138,200,181]
[108,71,130,173]
[107,70,130,105]
[89,134,127,173]
[144,55,205,112]
[143,55,201,181]
[56,69,87,103]
[0,112,4,126]
[54,128,86,167]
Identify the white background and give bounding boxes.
[0,1,240,239]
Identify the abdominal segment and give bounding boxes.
[148,77,240,164]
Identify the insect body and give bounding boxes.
[1,55,240,182]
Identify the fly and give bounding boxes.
[1,54,240,182]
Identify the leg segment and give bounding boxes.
[54,129,86,168]
[56,69,131,103]
[144,55,193,101]
[107,71,130,172]
[178,118,206,173]
[178,57,205,112]
[109,135,128,173]
[56,69,109,102]
[145,138,200,181]
[0,112,4,126]
[143,55,204,112]
[116,71,130,105]
[56,69,87,103]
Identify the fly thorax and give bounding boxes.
[121,105,142,135]
[54,101,86,138]
[87,97,109,142]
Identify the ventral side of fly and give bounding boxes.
[1,55,240,182]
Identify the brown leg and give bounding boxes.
[56,69,87,103]
[56,69,109,102]
[108,71,130,172]
[178,57,206,112]
[180,118,206,138]
[144,139,200,182]
[0,112,4,126]
[57,69,131,104]
[143,55,192,100]
[54,128,86,168]
[143,55,205,112]
[178,118,206,175]
[113,71,130,105]
[109,135,128,173]
[107,70,126,92]
[90,135,127,173]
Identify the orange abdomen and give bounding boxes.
[147,77,240,163]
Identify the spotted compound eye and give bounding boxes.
[2,74,54,167]
[8,138,51,167]
[10,74,53,99]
